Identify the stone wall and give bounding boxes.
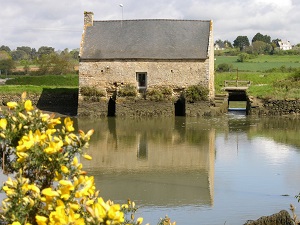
[116,98,174,117]
[186,102,213,117]
[250,98,300,116]
[79,59,213,97]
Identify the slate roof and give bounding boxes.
[80,19,211,60]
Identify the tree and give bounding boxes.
[224,40,233,48]
[0,45,11,53]
[252,41,272,54]
[70,49,79,60]
[16,46,32,56]
[30,48,37,60]
[233,36,250,50]
[252,32,271,43]
[0,51,14,75]
[11,49,28,61]
[37,46,55,57]
[36,52,75,75]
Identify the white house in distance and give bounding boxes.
[277,40,292,50]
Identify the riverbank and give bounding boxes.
[1,92,300,117]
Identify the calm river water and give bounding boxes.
[77,113,300,225]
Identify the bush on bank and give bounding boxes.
[0,92,152,225]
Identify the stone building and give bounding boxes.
[79,12,214,117]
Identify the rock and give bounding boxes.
[244,210,294,225]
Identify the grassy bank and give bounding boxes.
[215,55,300,72]
[215,55,300,99]
[0,74,78,94]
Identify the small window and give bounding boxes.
[136,72,147,92]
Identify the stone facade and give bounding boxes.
[79,12,215,117]
[79,59,212,97]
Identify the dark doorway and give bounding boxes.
[227,91,248,115]
[107,97,116,117]
[136,72,147,93]
[175,98,186,116]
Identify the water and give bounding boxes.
[76,114,300,225]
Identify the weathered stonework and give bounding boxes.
[78,13,215,117]
[249,97,300,117]
[79,59,212,96]
[116,98,174,117]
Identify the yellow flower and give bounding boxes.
[58,180,74,200]
[16,130,35,152]
[79,129,94,141]
[27,184,40,194]
[48,117,61,129]
[64,117,74,132]
[44,140,63,154]
[83,154,92,160]
[73,157,79,166]
[0,118,7,130]
[40,112,50,122]
[7,102,19,109]
[36,215,48,225]
[16,152,29,162]
[42,188,59,197]
[137,217,144,225]
[24,100,34,111]
[12,222,21,225]
[61,165,69,173]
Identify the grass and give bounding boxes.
[215,55,300,72]
[215,55,300,99]
[0,74,78,94]
[1,55,300,100]
[216,71,300,99]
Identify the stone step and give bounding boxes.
[214,96,226,101]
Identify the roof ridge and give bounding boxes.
[93,19,211,22]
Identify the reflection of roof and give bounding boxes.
[81,20,211,60]
[91,169,212,206]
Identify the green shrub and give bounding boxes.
[291,68,300,81]
[80,86,106,97]
[237,53,250,62]
[118,84,137,97]
[0,93,146,225]
[185,85,209,102]
[216,63,233,72]
[146,87,172,101]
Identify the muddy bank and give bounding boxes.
[1,92,299,118]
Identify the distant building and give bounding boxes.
[78,12,214,116]
[214,43,225,50]
[277,40,292,50]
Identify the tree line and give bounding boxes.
[215,32,300,56]
[0,45,79,76]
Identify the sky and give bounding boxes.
[1,0,299,51]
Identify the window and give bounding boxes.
[136,72,147,92]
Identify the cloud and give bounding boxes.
[0,0,299,50]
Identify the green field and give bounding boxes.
[0,74,78,94]
[215,55,300,99]
[215,55,300,72]
[1,55,300,100]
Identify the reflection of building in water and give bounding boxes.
[79,118,215,207]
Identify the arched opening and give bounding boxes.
[175,97,186,116]
[227,91,249,115]
[107,96,116,117]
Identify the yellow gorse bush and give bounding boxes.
[0,93,145,225]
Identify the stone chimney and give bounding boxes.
[84,11,94,27]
